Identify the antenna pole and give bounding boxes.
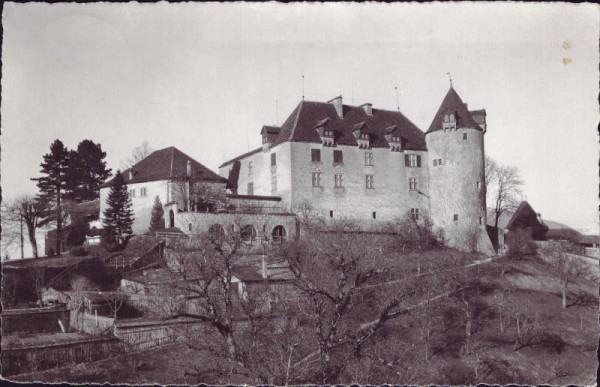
[302,74,305,100]
[446,72,453,88]
[276,100,279,126]
[351,73,354,105]
[395,86,400,112]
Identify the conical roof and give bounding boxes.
[426,87,484,134]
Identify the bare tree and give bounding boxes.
[30,266,48,307]
[102,291,127,334]
[388,210,437,275]
[542,243,591,308]
[280,219,424,383]
[485,156,524,228]
[1,195,47,258]
[121,141,153,169]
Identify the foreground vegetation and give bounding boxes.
[10,234,598,385]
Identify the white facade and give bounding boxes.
[99,179,171,235]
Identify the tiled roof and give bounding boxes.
[100,147,226,188]
[219,147,262,168]
[76,199,100,218]
[271,100,427,150]
[426,87,484,134]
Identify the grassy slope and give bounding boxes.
[8,252,599,385]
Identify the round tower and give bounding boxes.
[425,87,494,255]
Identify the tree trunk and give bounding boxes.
[417,258,421,276]
[562,286,567,309]
[27,223,39,258]
[56,190,62,254]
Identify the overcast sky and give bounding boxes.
[2,2,598,251]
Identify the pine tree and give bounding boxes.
[102,170,134,243]
[149,195,165,232]
[31,139,70,255]
[66,140,112,202]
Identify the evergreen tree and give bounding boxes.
[149,195,165,232]
[102,170,134,243]
[31,139,70,255]
[66,140,112,202]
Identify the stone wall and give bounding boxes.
[173,211,299,240]
[69,310,115,335]
[1,336,121,376]
[2,306,70,335]
[288,142,429,223]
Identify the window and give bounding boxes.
[262,136,268,144]
[140,187,147,197]
[311,149,321,162]
[188,223,192,232]
[404,154,421,167]
[324,130,333,137]
[409,177,418,191]
[247,182,254,195]
[271,153,276,166]
[360,133,369,140]
[392,136,401,142]
[129,189,136,198]
[365,152,374,166]
[271,175,277,193]
[365,175,374,189]
[437,158,443,165]
[312,172,322,187]
[333,150,343,164]
[329,210,334,218]
[453,214,459,222]
[334,173,343,188]
[248,161,253,175]
[463,133,468,140]
[479,216,483,225]
[411,208,420,220]
[433,159,437,166]
[372,211,377,219]
[477,181,481,189]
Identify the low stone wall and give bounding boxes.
[2,306,70,335]
[1,337,121,376]
[115,323,178,350]
[69,310,115,335]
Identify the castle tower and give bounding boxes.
[425,87,494,255]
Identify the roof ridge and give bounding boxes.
[287,100,305,143]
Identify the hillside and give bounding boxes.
[9,249,599,385]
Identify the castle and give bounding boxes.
[219,86,494,254]
[98,86,494,255]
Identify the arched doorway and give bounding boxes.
[272,225,287,243]
[241,225,257,244]
[169,210,175,228]
[208,224,225,240]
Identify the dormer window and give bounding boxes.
[442,111,457,131]
[352,122,371,149]
[315,118,334,146]
[384,125,402,152]
[261,125,280,152]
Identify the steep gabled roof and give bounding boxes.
[426,87,484,134]
[270,99,426,150]
[261,125,281,135]
[101,147,226,188]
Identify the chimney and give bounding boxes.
[361,103,373,116]
[536,213,543,224]
[128,170,133,180]
[186,160,192,178]
[464,103,468,110]
[328,95,343,118]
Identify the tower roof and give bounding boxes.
[426,87,484,134]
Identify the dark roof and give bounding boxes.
[426,87,484,134]
[271,99,427,150]
[219,147,262,168]
[487,202,546,230]
[261,125,281,135]
[101,147,226,188]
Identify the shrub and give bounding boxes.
[506,228,537,258]
[537,332,566,354]
[70,246,88,256]
[440,360,475,385]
